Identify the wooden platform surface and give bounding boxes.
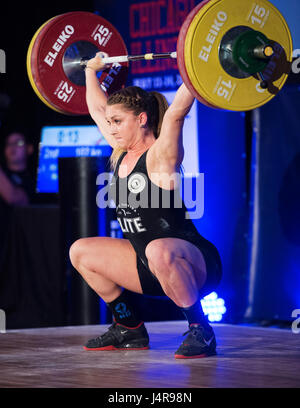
[0,321,299,388]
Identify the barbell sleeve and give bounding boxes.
[126,51,177,61]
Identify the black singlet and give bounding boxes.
[110,149,222,292]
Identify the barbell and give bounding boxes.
[26,0,293,115]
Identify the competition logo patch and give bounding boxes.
[128,173,146,194]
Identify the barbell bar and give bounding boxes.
[80,52,178,65]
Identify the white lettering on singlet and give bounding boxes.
[117,217,147,234]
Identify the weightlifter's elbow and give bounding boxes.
[164,107,187,124]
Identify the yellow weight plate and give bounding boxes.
[184,0,293,111]
[26,16,65,114]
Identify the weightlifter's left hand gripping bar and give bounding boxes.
[80,51,177,66]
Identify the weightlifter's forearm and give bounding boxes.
[168,83,195,120]
[85,68,107,114]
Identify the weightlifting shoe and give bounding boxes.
[174,323,217,359]
[84,321,149,351]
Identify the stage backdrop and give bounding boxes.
[245,84,300,322]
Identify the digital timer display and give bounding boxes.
[36,126,112,193]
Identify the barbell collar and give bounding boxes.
[257,72,269,89]
[252,45,274,59]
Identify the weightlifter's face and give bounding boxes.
[106,104,141,148]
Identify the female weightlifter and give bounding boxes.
[69,53,222,359]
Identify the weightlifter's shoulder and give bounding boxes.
[147,143,180,177]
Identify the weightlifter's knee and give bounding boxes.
[69,238,87,270]
[145,239,176,272]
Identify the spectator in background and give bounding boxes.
[0,129,36,261]
[0,130,35,205]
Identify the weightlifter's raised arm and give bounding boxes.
[85,53,117,148]
[151,83,195,165]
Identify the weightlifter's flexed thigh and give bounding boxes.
[69,237,143,303]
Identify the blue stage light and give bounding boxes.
[201,292,226,322]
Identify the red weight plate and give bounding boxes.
[29,12,90,115]
[28,15,67,114]
[177,0,219,109]
[29,12,128,115]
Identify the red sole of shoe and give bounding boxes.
[83,345,150,351]
[174,351,217,359]
[174,353,208,359]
